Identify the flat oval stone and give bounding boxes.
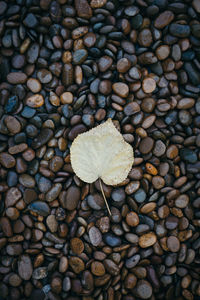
[112,82,129,98]
[104,233,121,247]
[177,98,195,109]
[154,11,174,29]
[98,56,113,72]
[46,183,62,202]
[139,232,157,248]
[5,116,21,134]
[139,137,154,154]
[19,174,35,188]
[89,226,102,246]
[136,280,153,299]
[69,256,85,274]
[167,236,180,252]
[73,49,88,64]
[18,255,33,280]
[91,261,105,276]
[60,186,80,210]
[0,153,15,168]
[126,254,140,268]
[7,72,27,84]
[87,194,104,210]
[169,24,190,38]
[175,194,189,208]
[70,237,84,255]
[27,78,42,93]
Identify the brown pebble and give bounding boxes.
[26,94,44,108]
[46,215,58,233]
[70,237,84,255]
[154,11,174,29]
[112,82,129,98]
[126,211,139,227]
[59,256,68,273]
[117,58,131,73]
[140,203,156,214]
[91,261,105,276]
[142,77,156,93]
[69,256,85,274]
[156,45,170,60]
[166,145,179,159]
[125,273,137,289]
[138,29,152,47]
[7,72,27,84]
[27,78,41,93]
[5,116,21,134]
[139,232,157,248]
[152,176,165,189]
[139,137,154,154]
[75,0,92,19]
[0,153,16,168]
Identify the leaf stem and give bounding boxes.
[99,178,112,216]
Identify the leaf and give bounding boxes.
[70,119,134,185]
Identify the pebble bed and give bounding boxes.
[0,0,200,299]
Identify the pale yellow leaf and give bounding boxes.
[70,119,134,185]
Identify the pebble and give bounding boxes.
[18,255,33,280]
[5,116,21,134]
[75,0,92,19]
[73,49,88,64]
[0,153,15,168]
[70,237,84,255]
[180,148,197,163]
[112,82,129,98]
[99,56,113,72]
[169,24,190,38]
[117,58,131,73]
[136,280,153,299]
[126,211,139,227]
[139,232,157,248]
[167,236,180,252]
[91,261,105,276]
[154,11,174,29]
[27,78,42,93]
[175,194,189,208]
[26,94,44,108]
[104,233,121,247]
[60,92,73,104]
[87,193,104,210]
[7,72,27,84]
[89,226,102,246]
[69,256,85,274]
[46,215,58,233]
[60,186,80,210]
[139,137,154,154]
